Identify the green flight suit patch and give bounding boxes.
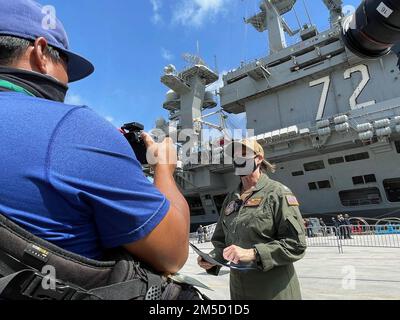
[225,201,236,216]
[286,195,299,206]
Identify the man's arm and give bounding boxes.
[124,135,190,275]
[48,108,190,275]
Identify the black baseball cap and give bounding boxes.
[0,0,94,82]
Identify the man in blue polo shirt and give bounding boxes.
[0,0,190,274]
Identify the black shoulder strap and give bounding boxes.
[0,271,31,299]
[0,269,97,300]
[0,248,163,301]
[0,269,165,301]
[0,247,33,277]
[0,214,203,301]
[88,279,148,300]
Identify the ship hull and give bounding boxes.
[182,140,400,231]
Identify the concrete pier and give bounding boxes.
[179,243,400,300]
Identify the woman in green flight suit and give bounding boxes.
[197,139,307,300]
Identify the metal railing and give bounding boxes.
[306,224,400,253]
[305,226,343,253]
[190,223,217,244]
[189,223,400,253]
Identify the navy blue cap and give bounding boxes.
[0,0,94,82]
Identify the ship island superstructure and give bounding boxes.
[158,0,400,230]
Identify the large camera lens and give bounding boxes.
[342,0,400,59]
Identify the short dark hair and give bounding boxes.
[0,35,64,66]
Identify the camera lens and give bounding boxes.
[342,0,400,59]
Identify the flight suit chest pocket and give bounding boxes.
[222,209,238,234]
[243,200,274,237]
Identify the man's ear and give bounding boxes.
[32,37,49,74]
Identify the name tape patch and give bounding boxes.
[244,198,263,207]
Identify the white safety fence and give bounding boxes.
[305,226,342,252]
[190,223,400,254]
[306,225,400,253]
[190,223,217,244]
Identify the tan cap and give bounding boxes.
[225,139,276,173]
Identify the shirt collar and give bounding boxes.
[253,173,270,192]
[0,67,68,102]
[236,173,270,194]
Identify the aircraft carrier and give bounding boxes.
[156,0,400,230]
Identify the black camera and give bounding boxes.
[121,122,148,165]
[342,0,400,63]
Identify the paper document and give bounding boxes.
[190,243,258,271]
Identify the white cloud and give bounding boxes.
[150,0,163,24]
[65,93,120,127]
[172,0,229,27]
[103,115,122,128]
[161,47,174,61]
[105,116,115,123]
[65,93,85,105]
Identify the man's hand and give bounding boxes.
[141,132,177,174]
[124,132,189,275]
[223,245,256,264]
[197,256,217,271]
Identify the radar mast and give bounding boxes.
[245,0,298,54]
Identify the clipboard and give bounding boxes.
[190,243,258,271]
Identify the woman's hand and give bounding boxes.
[197,256,216,270]
[223,245,256,264]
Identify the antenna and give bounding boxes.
[246,0,298,53]
[302,0,313,25]
[214,54,219,74]
[322,0,344,26]
[293,6,302,30]
[182,53,206,66]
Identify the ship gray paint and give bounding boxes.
[159,1,400,229]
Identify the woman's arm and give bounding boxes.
[253,188,307,272]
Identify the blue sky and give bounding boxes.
[47,0,361,130]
